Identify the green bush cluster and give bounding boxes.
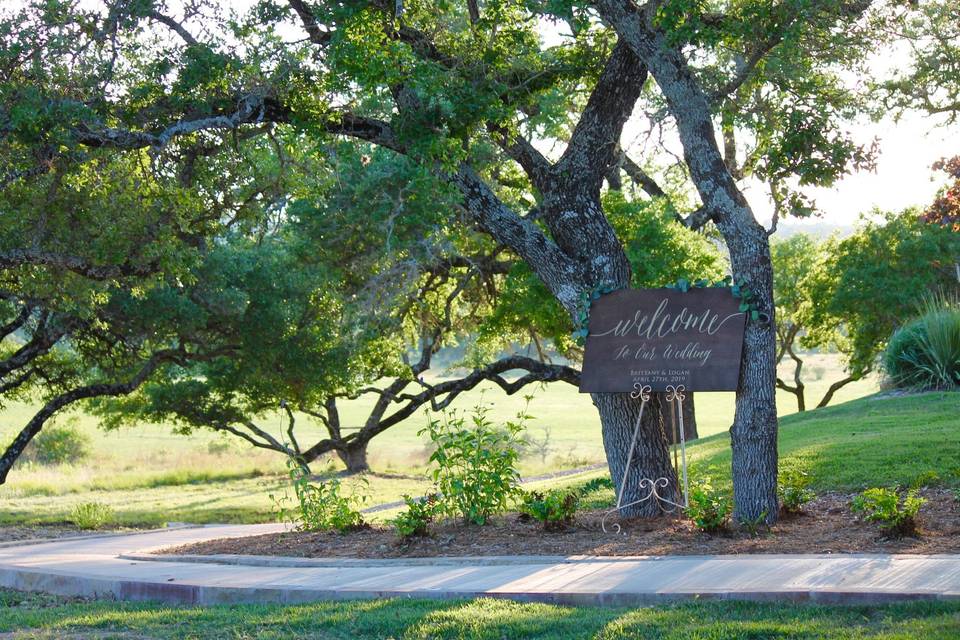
[577,477,614,495]
[272,460,366,533]
[686,479,732,533]
[778,469,816,514]
[419,405,526,526]
[71,502,114,530]
[520,489,579,531]
[23,425,90,466]
[389,494,441,539]
[883,294,960,391]
[852,487,926,538]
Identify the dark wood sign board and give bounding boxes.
[579,288,747,392]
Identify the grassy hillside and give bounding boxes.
[688,391,960,491]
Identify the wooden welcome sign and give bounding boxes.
[579,288,747,392]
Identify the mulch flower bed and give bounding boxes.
[159,489,960,559]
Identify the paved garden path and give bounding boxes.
[2,524,959,607]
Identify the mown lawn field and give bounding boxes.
[0,589,958,639]
[0,353,912,527]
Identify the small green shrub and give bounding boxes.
[883,294,960,390]
[686,479,731,533]
[271,460,366,533]
[24,425,90,465]
[390,493,440,539]
[420,404,526,525]
[778,469,816,514]
[520,489,579,531]
[738,511,769,537]
[577,477,614,495]
[71,502,114,530]
[852,487,926,537]
[911,470,940,490]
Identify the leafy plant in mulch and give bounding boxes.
[687,478,732,533]
[271,459,367,533]
[390,493,441,539]
[778,468,816,514]
[520,489,580,531]
[421,403,526,525]
[852,487,926,538]
[737,511,770,537]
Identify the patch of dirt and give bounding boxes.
[160,489,960,559]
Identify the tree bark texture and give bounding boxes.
[336,442,370,474]
[593,392,678,516]
[596,0,780,522]
[661,392,698,445]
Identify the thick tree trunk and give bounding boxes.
[594,392,678,517]
[662,392,698,444]
[336,441,370,474]
[726,234,780,525]
[595,0,781,525]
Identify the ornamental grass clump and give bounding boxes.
[852,487,926,538]
[883,292,960,391]
[71,502,114,530]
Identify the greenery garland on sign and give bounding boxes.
[571,277,769,345]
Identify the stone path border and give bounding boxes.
[1,524,958,607]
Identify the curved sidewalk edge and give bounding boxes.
[1,525,958,608]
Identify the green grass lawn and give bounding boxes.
[688,390,960,491]
[1,589,958,639]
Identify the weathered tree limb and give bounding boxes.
[620,154,666,198]
[0,348,185,484]
[816,369,867,409]
[0,248,157,280]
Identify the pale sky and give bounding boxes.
[540,21,960,229]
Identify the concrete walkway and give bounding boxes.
[1,524,959,607]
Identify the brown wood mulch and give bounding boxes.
[159,489,960,559]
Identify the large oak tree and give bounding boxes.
[1,0,910,521]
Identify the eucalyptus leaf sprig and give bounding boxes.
[571,282,617,345]
[667,276,770,325]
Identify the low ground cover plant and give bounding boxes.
[390,493,440,539]
[778,468,816,514]
[852,487,926,537]
[421,404,526,525]
[272,459,366,533]
[686,478,732,533]
[520,488,579,531]
[71,502,114,530]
